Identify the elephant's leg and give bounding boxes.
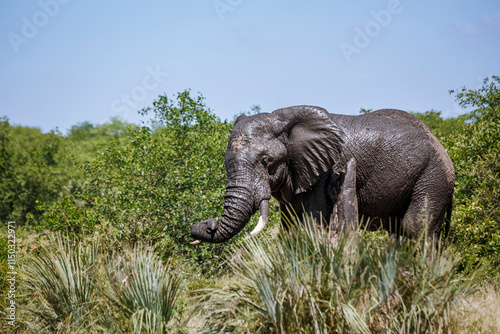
[336,158,359,232]
[401,175,452,242]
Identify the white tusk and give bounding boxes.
[246,200,270,240]
[190,240,204,246]
[246,215,268,239]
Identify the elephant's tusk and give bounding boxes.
[191,239,204,246]
[246,200,270,239]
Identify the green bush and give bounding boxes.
[37,90,279,273]
[0,235,8,296]
[447,76,500,273]
[0,116,133,225]
[0,119,71,224]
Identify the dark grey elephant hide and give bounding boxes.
[191,106,455,244]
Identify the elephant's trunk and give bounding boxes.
[191,184,270,244]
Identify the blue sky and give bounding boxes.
[1,0,500,133]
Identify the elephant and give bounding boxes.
[191,106,455,244]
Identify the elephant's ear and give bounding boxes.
[273,105,343,194]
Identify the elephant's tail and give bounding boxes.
[442,195,453,241]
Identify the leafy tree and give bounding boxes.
[0,116,134,226]
[0,122,70,224]
[67,118,137,163]
[38,91,272,272]
[447,76,500,272]
[0,117,14,221]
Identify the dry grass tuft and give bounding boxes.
[453,282,500,333]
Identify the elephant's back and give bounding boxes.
[333,109,437,165]
[330,109,431,138]
[359,109,454,182]
[351,109,430,133]
[331,109,454,218]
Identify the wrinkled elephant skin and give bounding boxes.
[191,106,455,244]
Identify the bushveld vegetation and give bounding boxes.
[0,77,499,333]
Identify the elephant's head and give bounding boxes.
[191,105,343,244]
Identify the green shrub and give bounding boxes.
[0,119,71,224]
[0,115,133,225]
[0,235,8,297]
[447,76,500,273]
[37,90,280,274]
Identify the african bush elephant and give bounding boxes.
[191,106,455,244]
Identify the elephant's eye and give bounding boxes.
[262,155,269,168]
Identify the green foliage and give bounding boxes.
[67,118,137,162]
[0,116,133,225]
[38,90,272,273]
[359,108,372,114]
[0,235,7,294]
[447,76,500,273]
[0,119,67,224]
[194,219,473,333]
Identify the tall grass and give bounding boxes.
[17,221,493,333]
[453,282,500,333]
[105,245,184,333]
[193,217,475,333]
[22,234,101,332]
[19,235,184,333]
